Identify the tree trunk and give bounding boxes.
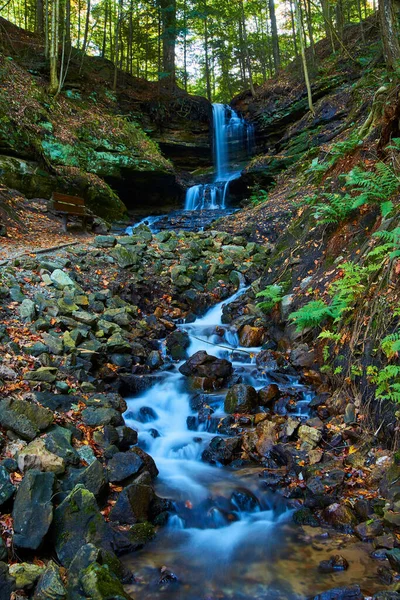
[36,0,44,34]
[159,0,176,82]
[380,0,400,70]
[240,0,255,95]
[294,0,314,113]
[204,0,212,101]
[49,0,59,94]
[268,0,280,73]
[113,0,123,90]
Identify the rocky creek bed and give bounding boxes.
[0,225,399,599]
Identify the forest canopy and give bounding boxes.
[1,0,387,102]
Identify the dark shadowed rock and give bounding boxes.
[313,586,363,600]
[109,483,155,524]
[202,436,242,465]
[318,555,349,573]
[322,503,357,533]
[0,466,15,508]
[81,407,124,427]
[13,470,55,550]
[107,451,144,483]
[179,351,232,379]
[224,384,258,414]
[0,562,15,600]
[258,384,280,406]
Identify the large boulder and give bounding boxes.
[0,398,53,441]
[107,451,145,484]
[52,486,117,567]
[224,384,258,414]
[80,563,132,600]
[13,470,55,550]
[179,351,233,379]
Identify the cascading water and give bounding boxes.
[184,104,254,211]
[123,286,317,599]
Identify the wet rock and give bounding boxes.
[374,534,394,550]
[66,460,109,501]
[109,483,155,524]
[313,586,363,600]
[80,563,131,599]
[166,330,190,360]
[159,565,178,586]
[290,344,315,368]
[239,325,265,347]
[202,436,241,465]
[107,450,144,483]
[255,420,278,456]
[0,537,7,562]
[146,350,163,369]
[81,407,124,427]
[33,561,66,600]
[18,438,65,474]
[293,507,319,527]
[230,488,260,512]
[53,486,117,567]
[179,351,233,379]
[133,406,158,423]
[127,522,156,547]
[106,332,131,353]
[224,384,258,414]
[355,519,383,541]
[383,510,400,529]
[0,562,15,600]
[0,397,53,441]
[9,563,45,590]
[0,466,15,508]
[130,446,159,479]
[116,426,138,451]
[13,470,55,550]
[322,503,357,533]
[298,424,322,450]
[318,555,349,573]
[386,548,400,572]
[258,384,280,406]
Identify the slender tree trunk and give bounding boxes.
[240,0,255,95]
[380,0,400,70]
[44,0,49,57]
[336,0,344,40]
[289,0,299,58]
[294,0,314,112]
[113,0,123,90]
[102,0,108,58]
[81,0,91,55]
[204,0,212,101]
[320,0,335,52]
[49,0,59,94]
[268,0,280,72]
[36,0,44,34]
[304,0,316,61]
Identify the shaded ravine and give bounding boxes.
[122,287,380,600]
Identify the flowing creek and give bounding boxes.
[122,287,381,600]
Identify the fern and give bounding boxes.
[381,332,400,359]
[289,300,331,330]
[256,284,284,312]
[313,192,355,224]
[346,162,399,216]
[369,364,400,402]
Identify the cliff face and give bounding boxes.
[0,18,214,219]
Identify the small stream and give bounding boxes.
[122,287,381,600]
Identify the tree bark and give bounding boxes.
[294,0,314,113]
[159,0,176,82]
[268,0,280,73]
[380,0,400,70]
[36,0,44,34]
[49,0,59,94]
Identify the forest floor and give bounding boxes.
[0,188,94,262]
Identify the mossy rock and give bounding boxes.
[80,563,131,600]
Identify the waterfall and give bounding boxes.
[184,103,254,212]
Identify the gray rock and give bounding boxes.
[0,397,53,440]
[42,333,64,355]
[0,466,15,508]
[50,269,76,289]
[81,407,124,428]
[94,235,117,248]
[107,451,144,483]
[25,367,58,383]
[20,298,36,321]
[80,563,131,600]
[111,245,139,268]
[13,470,55,550]
[33,561,66,600]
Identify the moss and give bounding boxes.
[128,522,156,546]
[81,563,130,600]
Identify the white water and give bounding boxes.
[124,284,313,598]
[184,104,254,211]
